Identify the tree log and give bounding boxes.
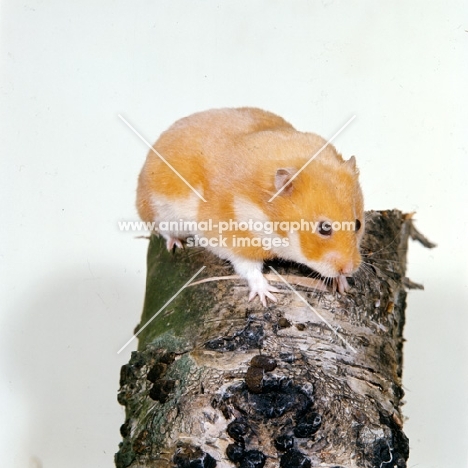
[115,210,434,468]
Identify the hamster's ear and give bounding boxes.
[345,156,359,174]
[275,168,295,196]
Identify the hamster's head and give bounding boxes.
[271,155,364,280]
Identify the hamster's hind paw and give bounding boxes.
[248,283,280,307]
[166,237,184,251]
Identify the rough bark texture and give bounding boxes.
[116,210,433,468]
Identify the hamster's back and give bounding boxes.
[154,108,295,168]
[136,108,295,219]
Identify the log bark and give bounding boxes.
[115,210,434,468]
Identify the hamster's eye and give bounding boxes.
[318,221,332,237]
[355,219,362,232]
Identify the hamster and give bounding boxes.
[136,107,364,306]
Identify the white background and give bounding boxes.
[1,1,467,467]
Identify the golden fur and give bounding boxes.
[136,107,364,303]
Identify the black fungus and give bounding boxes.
[231,377,315,422]
[159,352,176,365]
[274,433,295,452]
[248,393,278,418]
[272,393,297,417]
[205,337,226,350]
[119,364,135,387]
[173,451,190,468]
[129,351,145,368]
[219,371,319,468]
[190,453,217,468]
[242,325,265,348]
[173,446,217,468]
[262,375,282,393]
[379,412,409,462]
[119,422,129,438]
[373,439,393,468]
[149,379,176,403]
[373,438,407,467]
[294,412,322,438]
[147,362,167,382]
[250,389,303,419]
[393,454,407,468]
[226,443,245,463]
[294,392,313,416]
[227,419,249,443]
[298,382,314,398]
[204,325,264,352]
[392,383,405,401]
[117,391,127,406]
[279,449,311,468]
[279,353,296,363]
[239,450,266,468]
[279,379,294,391]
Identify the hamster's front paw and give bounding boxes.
[231,258,280,307]
[248,280,280,307]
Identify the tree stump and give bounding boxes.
[115,209,434,468]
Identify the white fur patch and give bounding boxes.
[233,196,270,224]
[150,192,200,238]
[231,257,265,287]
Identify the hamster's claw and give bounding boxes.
[166,237,184,251]
[335,275,350,294]
[248,284,280,307]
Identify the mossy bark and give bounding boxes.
[116,210,433,468]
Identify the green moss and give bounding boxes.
[114,439,135,468]
[137,235,215,349]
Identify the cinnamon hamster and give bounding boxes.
[136,107,364,305]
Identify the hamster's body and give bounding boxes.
[137,108,364,305]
